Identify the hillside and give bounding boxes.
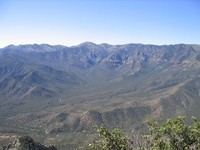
[1,43,200,145]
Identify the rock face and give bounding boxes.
[1,136,57,150]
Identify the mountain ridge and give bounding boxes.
[1,42,200,145]
[1,42,200,55]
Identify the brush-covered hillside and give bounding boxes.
[0,43,200,145]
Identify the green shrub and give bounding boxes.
[87,127,132,150]
[148,116,200,150]
[87,116,200,150]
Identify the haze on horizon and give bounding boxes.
[0,0,200,48]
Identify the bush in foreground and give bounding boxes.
[87,116,200,150]
[148,116,200,150]
[86,127,132,150]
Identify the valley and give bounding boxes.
[0,43,200,146]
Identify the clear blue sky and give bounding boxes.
[0,0,200,47]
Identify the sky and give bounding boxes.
[0,0,200,47]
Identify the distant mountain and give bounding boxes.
[1,43,200,145]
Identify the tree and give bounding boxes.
[148,116,200,150]
[86,116,200,150]
[87,127,132,150]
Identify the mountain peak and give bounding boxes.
[77,42,97,47]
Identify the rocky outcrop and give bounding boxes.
[1,136,57,150]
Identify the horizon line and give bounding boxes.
[1,41,200,49]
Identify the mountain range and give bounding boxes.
[0,42,200,146]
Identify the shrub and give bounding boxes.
[147,116,200,150]
[87,116,200,150]
[87,127,132,150]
